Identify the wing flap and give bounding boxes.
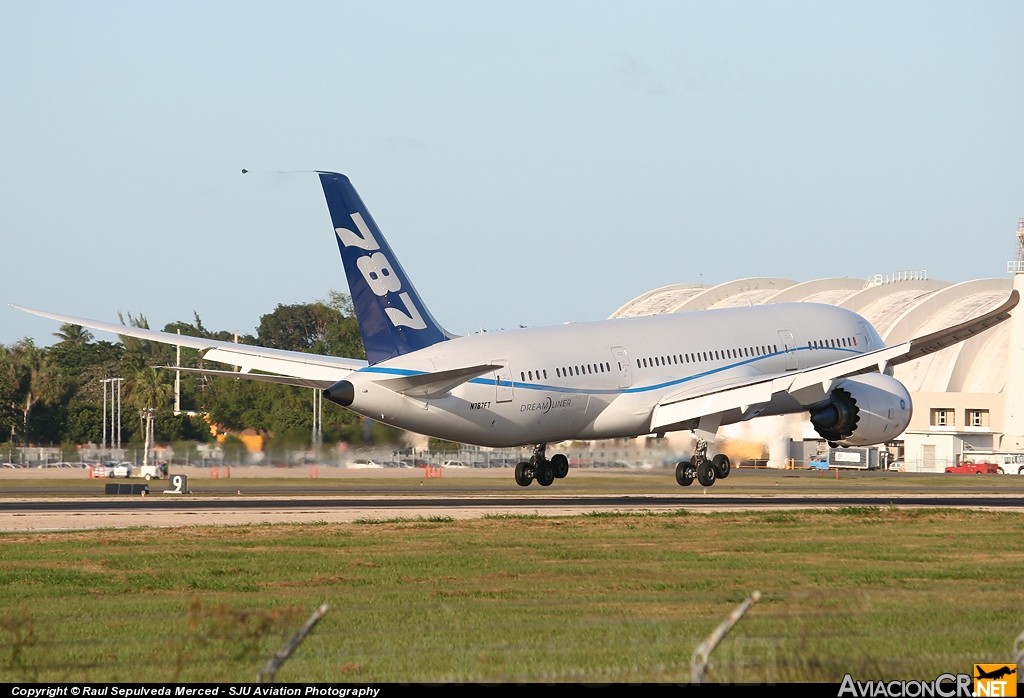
[202,348,355,381]
[373,363,502,399]
[651,380,775,430]
[159,366,335,389]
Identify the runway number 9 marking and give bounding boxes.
[166,474,187,494]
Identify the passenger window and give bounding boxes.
[521,372,525,381]
[528,371,533,380]
[556,368,560,377]
[543,370,547,379]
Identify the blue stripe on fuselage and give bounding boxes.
[358,345,861,397]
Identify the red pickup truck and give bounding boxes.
[945,461,1003,474]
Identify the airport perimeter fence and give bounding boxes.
[2,443,999,474]
[0,444,692,472]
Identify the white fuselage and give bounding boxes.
[342,303,884,447]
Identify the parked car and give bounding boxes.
[108,463,132,478]
[441,460,469,468]
[945,461,1002,474]
[348,459,383,469]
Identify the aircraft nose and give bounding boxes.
[324,379,354,407]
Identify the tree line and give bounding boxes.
[0,291,397,449]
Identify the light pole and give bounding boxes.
[115,377,122,450]
[100,378,124,453]
[312,389,323,451]
[102,379,108,451]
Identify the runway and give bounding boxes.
[3,492,1024,531]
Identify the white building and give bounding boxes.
[610,228,1024,471]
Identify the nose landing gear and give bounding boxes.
[515,444,569,487]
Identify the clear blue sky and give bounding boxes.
[2,2,1022,346]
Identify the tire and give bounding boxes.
[551,454,569,479]
[1019,466,1024,476]
[696,459,717,487]
[998,467,1005,475]
[514,462,533,487]
[144,474,151,481]
[536,462,555,487]
[712,454,731,479]
[675,461,694,486]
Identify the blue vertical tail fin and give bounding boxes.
[318,172,452,364]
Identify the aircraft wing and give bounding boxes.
[11,305,367,382]
[650,289,1019,431]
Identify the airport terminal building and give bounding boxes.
[610,225,1024,471]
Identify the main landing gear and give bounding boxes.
[674,438,731,488]
[515,444,569,487]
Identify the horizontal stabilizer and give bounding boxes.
[373,363,501,399]
[158,366,335,389]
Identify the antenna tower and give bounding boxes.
[1008,218,1024,273]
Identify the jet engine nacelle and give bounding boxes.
[808,373,913,447]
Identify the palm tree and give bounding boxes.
[0,345,21,442]
[53,323,94,345]
[126,366,173,412]
[7,341,63,445]
[126,366,173,467]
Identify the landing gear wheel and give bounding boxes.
[696,459,717,487]
[712,454,731,480]
[536,462,555,487]
[551,454,569,479]
[675,461,695,487]
[515,462,533,486]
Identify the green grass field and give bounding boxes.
[2,508,1023,683]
